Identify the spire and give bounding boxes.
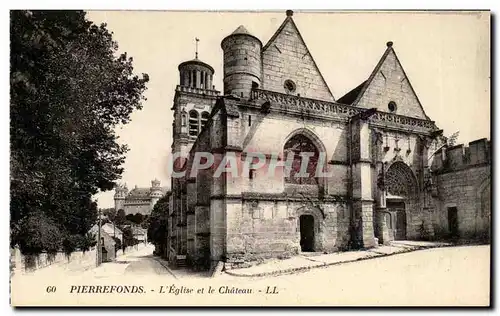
[231,25,252,36]
[195,37,199,59]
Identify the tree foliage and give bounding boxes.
[147,194,169,255]
[115,209,127,227]
[126,213,145,225]
[121,226,140,248]
[10,10,149,255]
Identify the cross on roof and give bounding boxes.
[195,37,199,59]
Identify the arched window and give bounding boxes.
[283,134,319,185]
[189,110,199,136]
[181,109,187,126]
[201,112,210,130]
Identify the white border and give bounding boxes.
[2,1,497,314]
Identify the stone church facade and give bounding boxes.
[167,11,491,269]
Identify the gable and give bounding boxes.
[354,46,429,120]
[261,18,334,102]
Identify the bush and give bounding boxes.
[112,237,122,251]
[17,213,62,255]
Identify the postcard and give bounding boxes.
[10,9,491,307]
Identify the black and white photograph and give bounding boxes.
[9,9,491,306]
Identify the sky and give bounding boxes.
[85,10,490,208]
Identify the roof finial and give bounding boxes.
[195,37,199,59]
[286,10,293,17]
[386,41,393,47]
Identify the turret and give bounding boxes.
[221,25,262,99]
[114,183,128,212]
[178,57,215,90]
[150,178,163,208]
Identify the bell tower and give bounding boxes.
[171,39,220,161]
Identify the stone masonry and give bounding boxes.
[166,11,491,270]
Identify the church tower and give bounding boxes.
[221,25,262,99]
[171,42,220,161]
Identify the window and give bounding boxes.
[201,112,210,130]
[189,110,199,136]
[248,115,252,127]
[388,101,397,113]
[249,168,256,180]
[283,134,319,185]
[181,110,187,126]
[284,79,296,93]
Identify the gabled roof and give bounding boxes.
[337,80,367,105]
[349,42,431,120]
[262,12,335,101]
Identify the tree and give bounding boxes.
[126,213,145,225]
[115,209,126,227]
[122,226,139,249]
[102,208,116,222]
[10,10,149,255]
[147,194,169,256]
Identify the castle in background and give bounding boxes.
[166,10,490,270]
[114,179,169,215]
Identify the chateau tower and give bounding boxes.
[221,25,262,99]
[113,183,128,212]
[149,178,163,209]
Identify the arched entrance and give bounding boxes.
[299,215,315,252]
[385,161,419,240]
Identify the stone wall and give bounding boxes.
[356,47,427,120]
[432,165,490,239]
[261,18,334,102]
[430,138,491,240]
[225,199,349,267]
[11,247,98,274]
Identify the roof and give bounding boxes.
[132,226,147,235]
[261,13,335,101]
[89,224,120,242]
[232,25,251,35]
[178,57,214,73]
[221,25,262,47]
[126,186,169,199]
[337,80,367,105]
[347,42,431,120]
[211,96,240,118]
[101,223,123,237]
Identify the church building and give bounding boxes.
[167,11,491,269]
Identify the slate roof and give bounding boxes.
[231,25,252,36]
[126,186,169,200]
[337,80,367,105]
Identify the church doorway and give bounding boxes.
[387,201,407,240]
[299,215,315,252]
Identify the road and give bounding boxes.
[84,244,177,279]
[11,244,490,306]
[220,245,491,306]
